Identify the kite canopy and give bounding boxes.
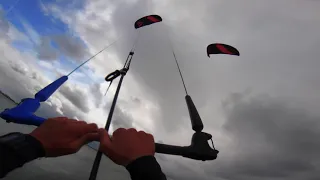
[134,15,162,29]
[207,43,240,57]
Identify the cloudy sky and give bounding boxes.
[1,0,320,179]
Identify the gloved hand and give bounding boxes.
[99,128,155,166]
[30,117,99,157]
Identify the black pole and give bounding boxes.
[185,95,203,132]
[88,73,126,180]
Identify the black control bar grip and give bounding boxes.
[155,143,188,156]
[155,143,218,161]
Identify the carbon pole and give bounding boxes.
[88,72,126,180]
[88,50,134,180]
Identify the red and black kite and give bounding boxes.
[134,15,162,29]
[207,43,240,57]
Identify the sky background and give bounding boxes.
[1,0,320,179]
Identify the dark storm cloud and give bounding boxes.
[206,93,320,180]
[154,93,320,180]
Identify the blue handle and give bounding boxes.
[35,76,68,102]
[0,98,46,126]
[0,76,69,126]
[1,110,45,126]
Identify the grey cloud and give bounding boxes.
[31,71,42,81]
[207,93,320,180]
[90,83,103,108]
[111,105,134,130]
[155,93,320,180]
[101,98,140,130]
[0,62,36,102]
[60,101,87,120]
[51,34,88,60]
[130,96,141,105]
[0,8,9,37]
[59,84,90,113]
[36,36,59,61]
[35,34,88,61]
[103,0,320,135]
[37,96,88,122]
[37,102,64,118]
[87,99,138,150]
[9,61,28,75]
